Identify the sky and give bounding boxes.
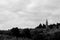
[0,0,60,30]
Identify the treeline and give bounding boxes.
[0,23,60,40]
[36,23,60,29]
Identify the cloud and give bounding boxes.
[0,0,60,30]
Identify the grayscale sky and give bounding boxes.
[0,0,60,30]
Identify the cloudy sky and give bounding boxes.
[0,0,60,30]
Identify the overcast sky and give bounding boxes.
[0,0,60,30]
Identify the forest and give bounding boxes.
[0,23,60,40]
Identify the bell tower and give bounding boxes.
[46,19,48,28]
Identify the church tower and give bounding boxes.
[46,19,48,28]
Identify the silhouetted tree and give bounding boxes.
[42,24,46,28]
[36,24,43,29]
[56,23,60,28]
[10,27,20,37]
[21,28,32,38]
[48,25,54,29]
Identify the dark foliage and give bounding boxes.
[10,27,20,37]
[42,24,46,28]
[36,24,43,28]
[54,32,60,40]
[0,23,60,40]
[20,28,32,38]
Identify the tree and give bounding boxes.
[36,24,43,29]
[10,27,20,37]
[48,25,53,29]
[54,32,60,40]
[42,24,46,29]
[21,28,32,38]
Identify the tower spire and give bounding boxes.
[46,19,48,28]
